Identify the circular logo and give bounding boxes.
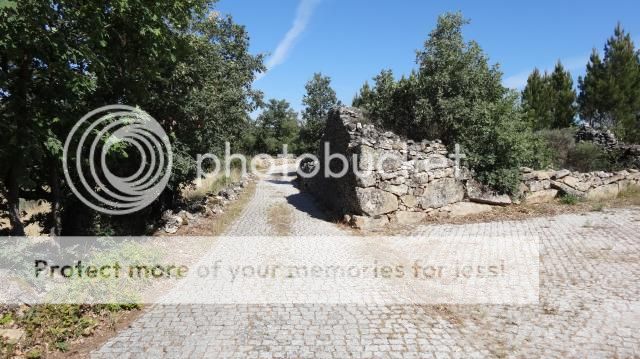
[63,105,173,215]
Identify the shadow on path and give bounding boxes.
[285,192,334,222]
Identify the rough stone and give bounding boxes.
[550,180,586,198]
[525,189,559,204]
[586,183,619,201]
[419,178,465,209]
[355,187,399,216]
[392,211,428,225]
[523,170,551,181]
[412,172,430,184]
[350,215,389,230]
[357,145,379,171]
[379,183,408,196]
[356,173,376,187]
[441,202,493,217]
[562,176,590,192]
[0,329,24,345]
[466,179,512,206]
[400,195,418,208]
[552,169,571,179]
[528,180,550,192]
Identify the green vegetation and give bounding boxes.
[250,99,300,155]
[299,73,341,153]
[353,12,549,194]
[183,168,244,203]
[0,0,264,235]
[559,194,581,205]
[579,24,640,143]
[522,62,577,130]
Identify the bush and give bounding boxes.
[538,128,576,168]
[566,143,615,172]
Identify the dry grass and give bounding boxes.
[182,168,244,204]
[616,184,640,206]
[173,180,256,237]
[267,203,293,236]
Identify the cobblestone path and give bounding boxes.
[93,167,640,358]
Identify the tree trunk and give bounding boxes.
[6,167,25,236]
[49,162,62,236]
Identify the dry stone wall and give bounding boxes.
[299,107,640,229]
[520,168,640,203]
[575,125,640,168]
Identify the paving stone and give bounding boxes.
[92,165,640,358]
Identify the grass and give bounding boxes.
[617,184,640,204]
[182,168,244,204]
[267,203,293,236]
[591,202,605,212]
[176,179,256,237]
[0,241,158,358]
[0,163,258,357]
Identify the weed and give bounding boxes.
[559,194,580,205]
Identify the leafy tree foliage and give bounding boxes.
[354,12,549,194]
[578,23,640,142]
[0,1,264,235]
[522,62,577,130]
[253,99,300,155]
[299,73,339,153]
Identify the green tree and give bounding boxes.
[352,12,549,194]
[254,99,300,155]
[353,70,397,128]
[549,61,578,128]
[0,1,264,235]
[579,23,640,142]
[522,63,577,130]
[414,12,547,193]
[522,68,553,130]
[578,50,608,127]
[299,73,339,153]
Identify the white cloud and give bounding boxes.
[256,0,321,81]
[503,54,590,90]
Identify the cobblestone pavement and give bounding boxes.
[93,167,640,358]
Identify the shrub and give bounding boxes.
[565,143,615,172]
[538,128,576,168]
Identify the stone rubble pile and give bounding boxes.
[575,125,618,148]
[300,107,640,230]
[162,178,251,234]
[575,124,640,168]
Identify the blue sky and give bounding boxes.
[216,0,640,114]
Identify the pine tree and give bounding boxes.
[578,50,608,127]
[522,68,553,130]
[579,23,640,142]
[549,62,577,128]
